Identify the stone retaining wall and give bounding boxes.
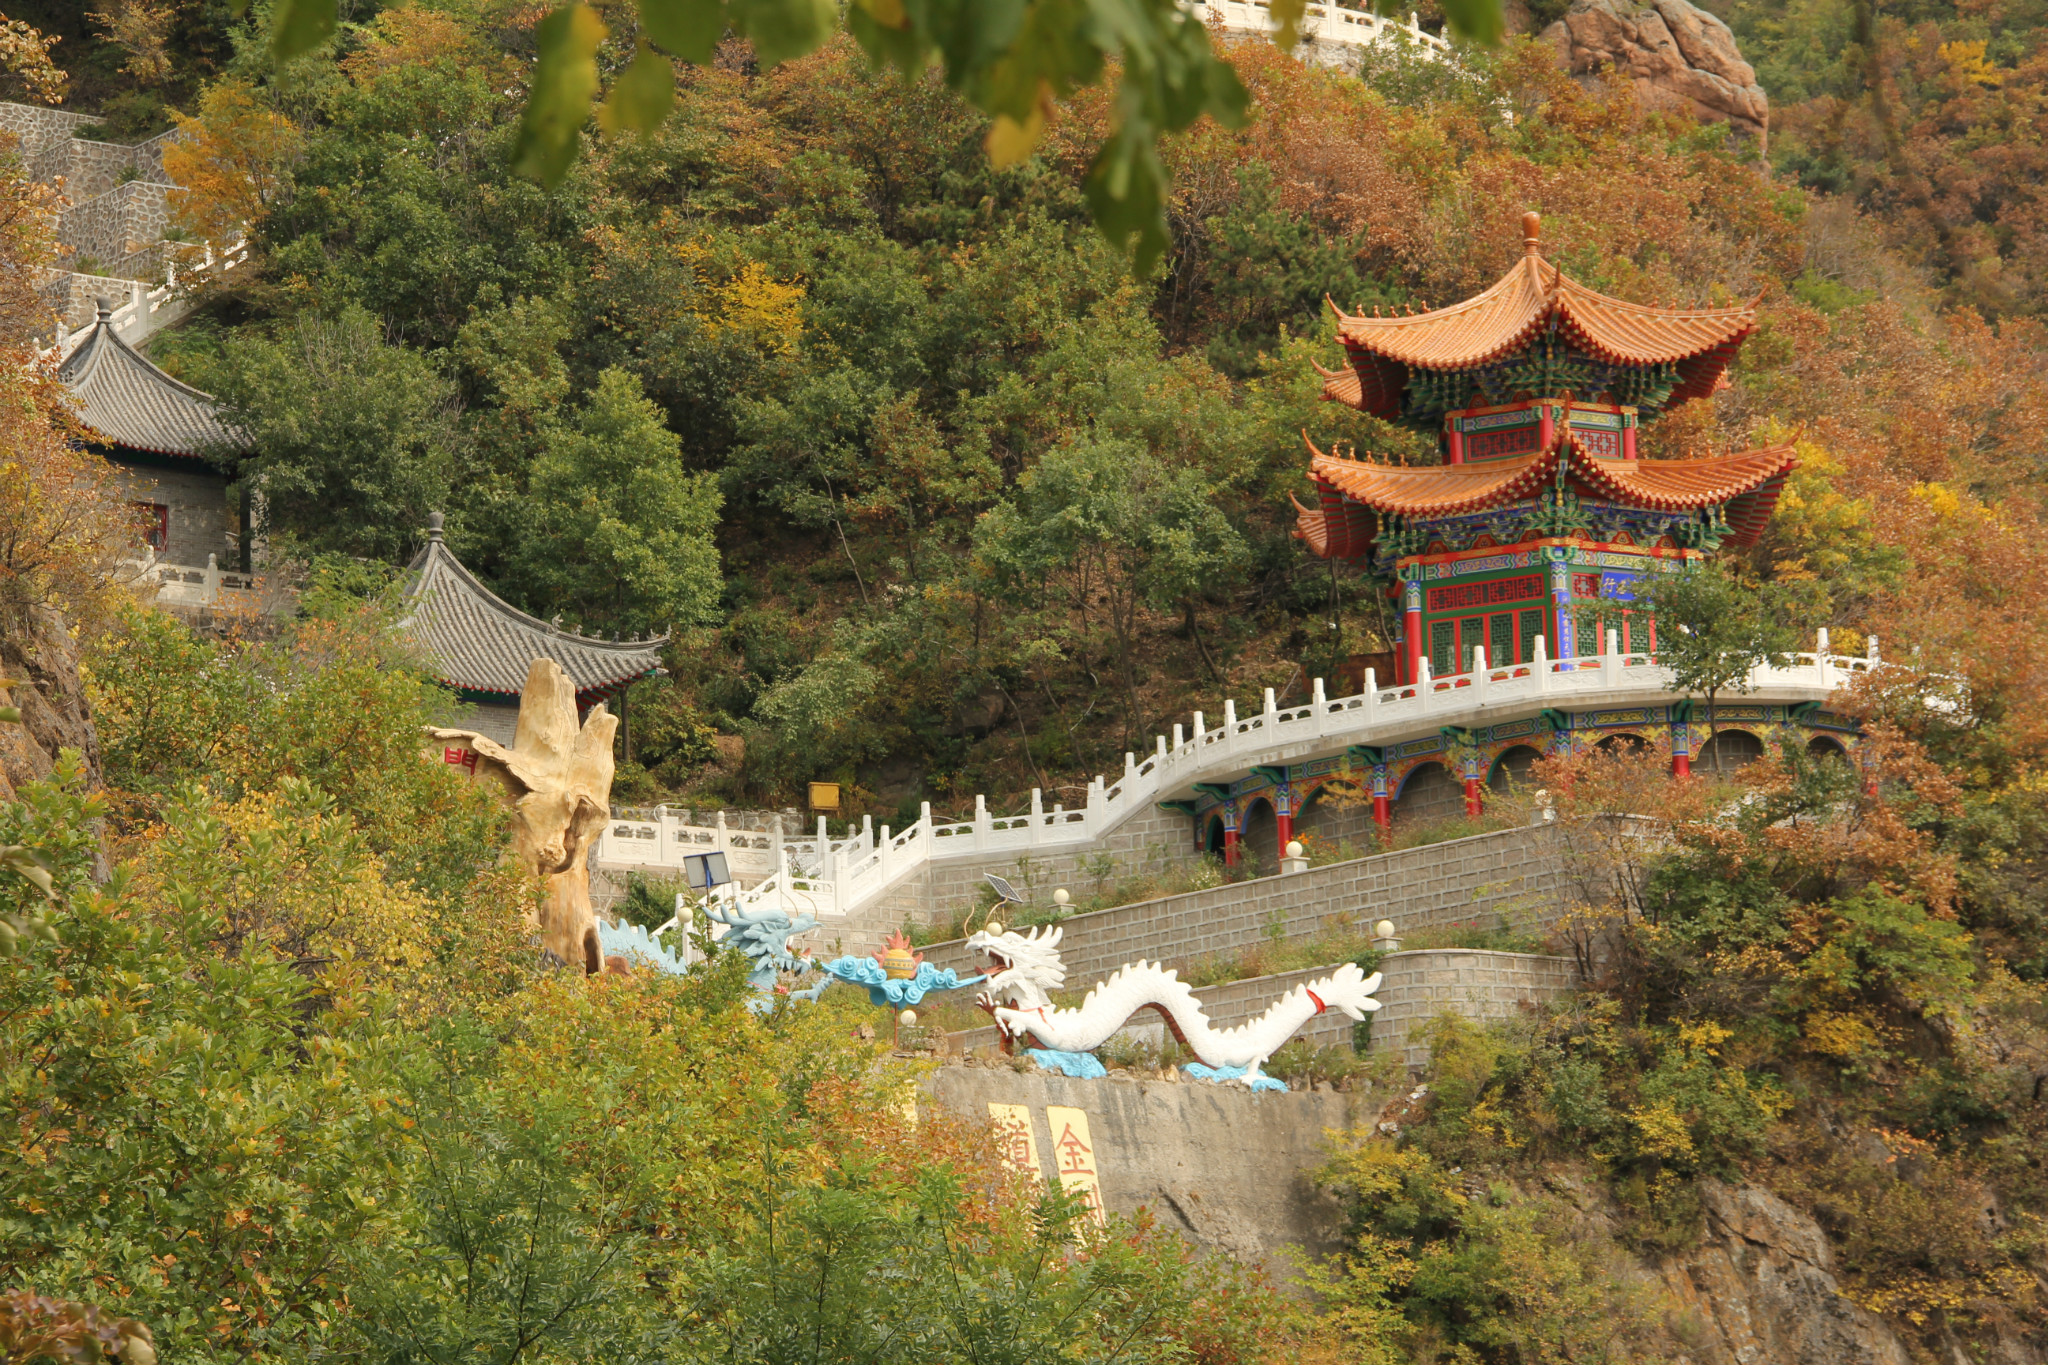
[1370,947,1579,1068]
[846,804,1203,948]
[922,1065,1360,1266]
[59,180,175,267]
[920,825,1566,988]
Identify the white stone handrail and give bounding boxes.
[1186,0,1450,54]
[45,235,250,360]
[596,631,1884,922]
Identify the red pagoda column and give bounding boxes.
[1372,793,1391,842]
[1464,775,1483,818]
[1402,578,1423,685]
[1672,752,1692,779]
[1222,824,1241,866]
[1275,809,1294,852]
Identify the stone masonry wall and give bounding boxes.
[920,824,1567,988]
[845,805,1203,949]
[59,180,174,267]
[45,272,144,331]
[1370,948,1579,1068]
[102,456,235,569]
[0,103,96,151]
[923,1067,1361,1266]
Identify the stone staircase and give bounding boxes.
[0,101,246,351]
[593,636,1876,950]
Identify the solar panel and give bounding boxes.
[984,873,1023,904]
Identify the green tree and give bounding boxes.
[504,368,724,637]
[1635,561,1804,777]
[974,436,1244,739]
[210,306,463,560]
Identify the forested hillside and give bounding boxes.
[7,4,2048,1364]
[11,0,2041,827]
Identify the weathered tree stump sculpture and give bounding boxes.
[430,657,614,973]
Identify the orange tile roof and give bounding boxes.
[1297,432,1799,556]
[1306,436,1561,518]
[1568,436,1796,511]
[1329,212,1756,374]
[1290,488,1377,561]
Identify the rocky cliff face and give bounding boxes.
[0,606,102,802]
[1538,0,1769,143]
[1661,1181,1914,1365]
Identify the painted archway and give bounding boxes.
[1488,744,1545,794]
[1240,796,1280,870]
[1698,728,1765,774]
[1393,761,1463,830]
[1294,781,1376,850]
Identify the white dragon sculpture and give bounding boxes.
[966,923,1383,1086]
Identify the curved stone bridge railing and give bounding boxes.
[595,632,1881,922]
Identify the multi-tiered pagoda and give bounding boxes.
[1294,211,1795,687]
[1158,212,1859,868]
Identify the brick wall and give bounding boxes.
[920,824,1566,988]
[1368,948,1578,1068]
[102,456,233,568]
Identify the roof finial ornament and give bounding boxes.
[426,510,445,542]
[95,297,113,322]
[1522,210,1542,256]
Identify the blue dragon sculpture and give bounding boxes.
[704,903,830,1011]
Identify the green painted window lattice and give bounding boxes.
[1519,608,1544,664]
[1429,619,1456,677]
[1489,612,1514,668]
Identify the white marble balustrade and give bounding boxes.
[592,632,1884,922]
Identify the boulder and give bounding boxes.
[1539,0,1768,141]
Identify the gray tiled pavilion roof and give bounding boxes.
[57,302,249,458]
[401,516,667,699]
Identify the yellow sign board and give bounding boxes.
[1044,1105,1106,1226]
[987,1103,1042,1184]
[808,781,842,811]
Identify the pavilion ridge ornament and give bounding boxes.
[967,924,1382,1089]
[429,657,615,973]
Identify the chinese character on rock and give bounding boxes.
[442,746,479,774]
[1045,1105,1105,1227]
[986,1103,1043,1184]
[1054,1122,1094,1176]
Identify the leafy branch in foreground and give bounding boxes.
[0,1291,156,1365]
[226,0,1503,275]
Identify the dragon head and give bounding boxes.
[707,904,821,985]
[966,922,1065,1014]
